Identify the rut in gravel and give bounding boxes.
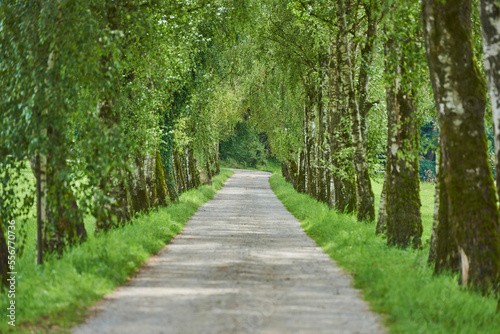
[73,169,385,334]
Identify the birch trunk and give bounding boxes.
[317,57,329,204]
[376,180,387,234]
[328,37,356,213]
[304,74,318,198]
[385,84,422,249]
[356,0,378,140]
[155,150,169,206]
[174,151,187,194]
[129,152,150,213]
[377,34,396,235]
[144,151,158,207]
[337,0,375,221]
[423,0,500,290]
[384,34,423,249]
[480,0,500,202]
[428,144,440,264]
[297,151,306,193]
[187,146,201,189]
[434,146,460,274]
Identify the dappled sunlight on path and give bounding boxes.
[73,169,385,334]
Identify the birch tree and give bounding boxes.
[480,0,500,201]
[336,0,375,222]
[422,0,500,290]
[382,1,423,248]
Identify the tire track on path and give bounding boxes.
[73,169,385,334]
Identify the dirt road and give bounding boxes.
[73,169,385,334]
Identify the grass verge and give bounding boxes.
[270,173,500,334]
[0,169,233,333]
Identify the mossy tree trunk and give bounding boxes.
[356,0,378,142]
[317,50,331,205]
[376,180,387,234]
[385,83,422,249]
[173,151,186,194]
[428,145,440,264]
[377,32,396,235]
[384,35,423,249]
[423,0,500,290]
[297,151,306,193]
[144,151,158,207]
[337,0,374,222]
[480,0,500,202]
[328,37,356,213]
[304,73,318,198]
[187,146,201,189]
[433,148,460,274]
[155,150,169,207]
[129,152,150,214]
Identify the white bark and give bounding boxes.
[481,0,500,193]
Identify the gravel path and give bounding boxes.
[73,169,385,334]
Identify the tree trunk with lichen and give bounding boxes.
[155,150,169,207]
[328,37,356,213]
[480,0,500,203]
[337,0,374,221]
[187,146,201,189]
[377,33,396,235]
[144,151,158,207]
[173,151,187,194]
[356,0,378,142]
[317,69,329,204]
[423,0,500,290]
[297,151,306,193]
[376,180,387,234]
[432,147,460,273]
[283,155,299,189]
[384,35,422,249]
[385,86,422,249]
[304,73,318,199]
[428,145,440,264]
[129,152,150,214]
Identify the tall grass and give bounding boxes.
[0,169,233,333]
[270,174,500,334]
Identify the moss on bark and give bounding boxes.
[385,53,423,248]
[433,151,460,274]
[155,150,169,207]
[129,152,150,214]
[423,0,500,291]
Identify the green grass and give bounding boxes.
[220,159,281,174]
[270,174,500,334]
[0,169,233,333]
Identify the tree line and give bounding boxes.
[0,0,243,290]
[219,0,500,297]
[1,0,499,304]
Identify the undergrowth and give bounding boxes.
[270,174,500,334]
[0,169,233,333]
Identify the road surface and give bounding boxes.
[73,169,385,334]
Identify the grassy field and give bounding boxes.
[0,169,233,333]
[270,174,500,334]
